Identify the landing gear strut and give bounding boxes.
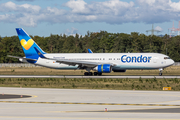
[84,68,102,76]
[159,68,163,76]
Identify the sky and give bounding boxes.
[0,0,180,37]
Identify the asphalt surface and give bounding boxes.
[0,75,180,78]
[0,94,31,99]
[1,87,180,120]
[86,107,180,113]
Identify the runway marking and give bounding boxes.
[32,95,38,98]
[0,101,180,106]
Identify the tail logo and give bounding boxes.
[20,39,34,50]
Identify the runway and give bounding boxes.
[0,87,180,120]
[1,75,180,78]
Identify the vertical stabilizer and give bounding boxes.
[16,28,46,60]
[88,49,93,53]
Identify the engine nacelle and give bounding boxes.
[113,69,126,72]
[93,64,112,73]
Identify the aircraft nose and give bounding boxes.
[171,59,175,65]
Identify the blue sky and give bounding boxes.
[0,0,180,37]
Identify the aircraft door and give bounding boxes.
[153,57,158,63]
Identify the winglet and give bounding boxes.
[34,47,46,58]
[88,49,93,53]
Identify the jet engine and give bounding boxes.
[93,64,112,73]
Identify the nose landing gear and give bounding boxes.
[159,68,163,76]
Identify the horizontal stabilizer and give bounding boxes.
[7,55,37,61]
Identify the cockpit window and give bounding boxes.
[164,57,171,59]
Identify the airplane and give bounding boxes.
[8,28,175,76]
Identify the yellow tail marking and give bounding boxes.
[20,39,34,50]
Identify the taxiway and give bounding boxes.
[0,87,180,120]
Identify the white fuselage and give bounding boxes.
[29,53,174,70]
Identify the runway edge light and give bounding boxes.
[163,87,171,90]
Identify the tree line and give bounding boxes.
[0,31,180,63]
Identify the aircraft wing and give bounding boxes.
[48,58,102,67]
[7,55,37,61]
[34,47,115,68]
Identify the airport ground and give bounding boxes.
[1,77,180,91]
[0,66,180,91]
[0,65,180,76]
[0,66,180,119]
[1,87,180,120]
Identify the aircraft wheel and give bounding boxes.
[159,72,162,76]
[84,72,89,76]
[89,72,93,76]
[94,72,98,76]
[98,73,102,76]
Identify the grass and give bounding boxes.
[0,77,180,91]
[0,66,180,90]
[0,66,179,76]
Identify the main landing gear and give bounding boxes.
[84,68,102,76]
[84,72,93,76]
[84,72,102,76]
[159,68,163,76]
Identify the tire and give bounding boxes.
[159,73,162,76]
[84,72,89,76]
[94,72,98,76]
[89,72,93,76]
[98,73,102,76]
